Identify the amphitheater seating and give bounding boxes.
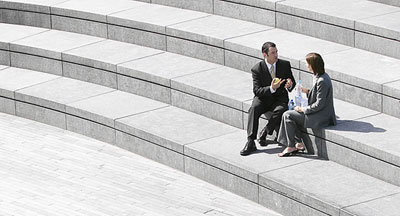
[1,0,400,215]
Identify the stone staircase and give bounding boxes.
[1,0,400,215]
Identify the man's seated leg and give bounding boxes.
[259,101,287,146]
[241,97,269,156]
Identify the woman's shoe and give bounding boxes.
[278,148,298,157]
[295,142,305,152]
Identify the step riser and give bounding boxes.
[1,70,399,215]
[9,99,332,215]
[6,48,400,127]
[276,12,355,47]
[303,129,400,187]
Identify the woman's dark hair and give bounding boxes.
[306,53,325,76]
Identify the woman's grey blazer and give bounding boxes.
[303,72,336,128]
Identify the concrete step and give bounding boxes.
[2,23,400,187]
[1,0,399,60]
[2,23,400,119]
[369,0,400,7]
[112,0,400,59]
[1,1,399,117]
[0,113,281,216]
[1,65,400,216]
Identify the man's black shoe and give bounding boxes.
[240,140,257,156]
[258,137,277,147]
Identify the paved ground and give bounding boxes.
[0,113,280,216]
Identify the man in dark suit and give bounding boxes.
[240,42,295,156]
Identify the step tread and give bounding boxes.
[15,76,114,112]
[51,0,147,22]
[63,39,163,72]
[107,3,209,34]
[326,113,400,167]
[2,65,400,215]
[185,130,400,216]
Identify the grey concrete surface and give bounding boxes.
[167,15,269,47]
[108,4,208,34]
[115,106,238,153]
[63,39,162,72]
[171,66,253,110]
[0,97,15,115]
[171,90,244,128]
[325,113,400,169]
[224,49,261,72]
[0,9,51,28]
[15,101,66,129]
[116,131,186,171]
[276,0,400,28]
[355,31,400,59]
[66,115,116,144]
[214,0,275,26]
[15,77,113,112]
[151,0,214,13]
[0,113,281,216]
[383,81,400,118]
[0,23,48,48]
[10,52,63,75]
[10,30,103,60]
[184,156,259,202]
[331,79,383,112]
[107,25,167,50]
[317,48,400,93]
[276,12,355,46]
[51,0,145,22]
[62,62,117,88]
[324,139,400,186]
[0,51,9,66]
[51,16,108,38]
[259,160,400,216]
[356,11,400,41]
[0,67,58,99]
[185,130,311,183]
[369,0,400,7]
[342,193,400,216]
[166,37,225,64]
[117,74,171,104]
[117,52,220,87]
[259,186,327,216]
[66,90,168,127]
[225,29,350,69]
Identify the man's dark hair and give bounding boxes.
[261,42,276,55]
[306,52,325,76]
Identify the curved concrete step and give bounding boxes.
[143,0,400,59]
[1,65,400,216]
[2,23,400,186]
[0,114,281,216]
[1,0,399,59]
[1,1,400,116]
[369,0,400,7]
[1,23,400,119]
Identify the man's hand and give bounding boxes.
[271,78,285,90]
[284,78,293,89]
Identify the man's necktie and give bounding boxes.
[270,64,275,79]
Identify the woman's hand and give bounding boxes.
[295,106,303,113]
[302,87,309,94]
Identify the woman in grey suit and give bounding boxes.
[277,52,336,157]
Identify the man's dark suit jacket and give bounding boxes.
[251,59,296,104]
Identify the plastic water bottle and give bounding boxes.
[288,99,295,110]
[295,80,303,106]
